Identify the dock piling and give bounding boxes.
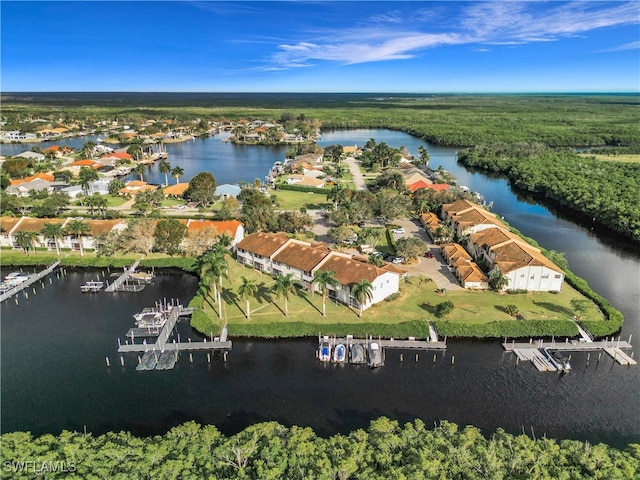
[415,353,419,362]
[189,353,193,363]
[105,357,110,367]
[120,356,125,367]
[400,354,403,362]
[433,354,437,363]
[451,356,455,365]
[207,353,211,363]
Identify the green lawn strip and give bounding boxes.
[191,261,608,338]
[272,189,332,210]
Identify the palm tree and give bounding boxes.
[65,219,91,256]
[134,163,146,182]
[41,222,65,256]
[198,249,229,318]
[81,140,97,159]
[78,166,99,195]
[272,273,296,317]
[170,166,184,185]
[237,276,258,320]
[351,279,374,318]
[14,231,38,255]
[312,270,337,317]
[159,160,171,186]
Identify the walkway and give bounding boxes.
[0,261,61,303]
[344,156,366,191]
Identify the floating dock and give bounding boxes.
[0,261,60,303]
[104,259,143,292]
[116,304,231,371]
[503,336,636,371]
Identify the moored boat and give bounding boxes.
[134,311,167,328]
[319,340,331,362]
[333,343,347,363]
[350,343,366,364]
[367,342,384,368]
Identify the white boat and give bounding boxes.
[4,272,30,285]
[134,311,167,328]
[319,340,331,362]
[333,343,347,363]
[367,342,384,368]
[80,280,104,293]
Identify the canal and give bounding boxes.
[1,129,638,447]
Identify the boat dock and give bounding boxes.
[115,304,231,371]
[503,336,636,371]
[0,261,60,303]
[104,259,142,292]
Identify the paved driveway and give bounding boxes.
[344,156,366,191]
[392,218,463,291]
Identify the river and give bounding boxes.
[1,129,638,447]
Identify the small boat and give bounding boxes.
[129,271,154,283]
[319,341,331,362]
[4,272,30,285]
[333,343,347,363]
[80,280,104,293]
[367,342,384,368]
[134,311,166,328]
[350,343,367,364]
[552,350,571,372]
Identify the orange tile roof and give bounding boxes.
[84,219,127,236]
[9,172,55,185]
[272,241,331,272]
[469,227,524,249]
[103,152,132,160]
[420,212,441,228]
[163,183,189,196]
[71,159,98,167]
[452,208,502,228]
[185,219,243,236]
[237,232,290,258]
[457,262,488,283]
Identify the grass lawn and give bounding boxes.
[578,153,640,163]
[106,196,127,207]
[272,189,332,210]
[193,259,606,338]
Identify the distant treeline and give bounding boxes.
[3,93,639,147]
[458,143,640,242]
[2,418,638,479]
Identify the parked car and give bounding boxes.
[425,252,435,258]
[392,257,404,264]
[392,228,405,234]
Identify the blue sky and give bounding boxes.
[1,1,638,92]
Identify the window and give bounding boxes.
[530,275,535,279]
[542,274,549,279]
[554,274,562,279]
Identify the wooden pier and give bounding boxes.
[0,261,60,303]
[116,306,231,370]
[104,258,142,292]
[503,336,636,370]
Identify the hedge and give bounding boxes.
[434,319,579,338]
[275,184,327,194]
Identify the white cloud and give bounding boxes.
[595,40,640,53]
[266,1,640,70]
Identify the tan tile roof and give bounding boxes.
[317,253,390,286]
[441,243,472,262]
[0,216,23,233]
[84,219,128,236]
[452,208,503,228]
[492,242,563,274]
[237,232,290,258]
[457,262,488,283]
[273,241,331,272]
[184,219,243,237]
[12,217,66,233]
[420,212,441,228]
[163,183,189,196]
[442,199,479,215]
[470,227,524,249]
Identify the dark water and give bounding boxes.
[2,129,639,447]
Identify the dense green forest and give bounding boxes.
[1,418,638,479]
[458,143,640,242]
[3,93,639,147]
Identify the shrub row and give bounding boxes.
[434,320,579,338]
[275,184,327,194]
[227,320,433,339]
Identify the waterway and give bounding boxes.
[1,129,639,447]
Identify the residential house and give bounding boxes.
[236,232,400,311]
[455,262,489,290]
[419,212,441,237]
[163,183,189,197]
[215,184,241,199]
[0,131,37,141]
[118,180,158,196]
[180,219,244,248]
[441,199,502,237]
[286,174,325,188]
[14,151,46,162]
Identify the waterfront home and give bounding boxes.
[60,180,110,199]
[286,174,325,188]
[6,173,62,197]
[215,184,241,199]
[441,243,472,266]
[441,199,503,237]
[0,131,37,141]
[179,219,244,248]
[455,261,489,290]
[14,151,46,162]
[118,180,158,196]
[419,212,441,238]
[236,232,400,311]
[163,183,189,197]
